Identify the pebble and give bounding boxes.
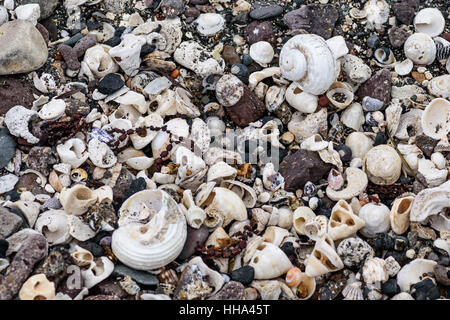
[98,74,125,95]
[381,278,400,296]
[367,34,380,48]
[0,234,47,300]
[222,45,241,66]
[18,0,59,20]
[249,3,283,20]
[356,69,392,108]
[0,208,23,238]
[0,240,8,258]
[161,0,185,18]
[34,250,66,286]
[73,34,98,58]
[25,147,58,176]
[35,23,49,44]
[374,234,395,251]
[58,45,81,70]
[0,5,8,27]
[112,264,159,286]
[14,4,41,25]
[244,21,274,45]
[388,27,409,48]
[279,149,333,192]
[207,281,245,300]
[412,278,440,300]
[0,174,19,195]
[283,4,339,39]
[0,20,48,75]
[178,225,209,260]
[392,1,417,25]
[434,265,450,286]
[231,266,255,286]
[337,237,375,268]
[96,279,129,299]
[0,128,17,168]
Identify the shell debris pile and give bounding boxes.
[0,0,449,301]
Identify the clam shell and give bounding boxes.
[421,98,450,140]
[427,75,450,99]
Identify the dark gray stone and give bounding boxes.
[249,3,283,20]
[113,264,158,286]
[0,207,22,239]
[283,4,339,39]
[0,128,16,169]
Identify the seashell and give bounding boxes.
[220,180,257,209]
[328,200,365,240]
[126,156,154,171]
[71,245,94,267]
[345,132,374,160]
[341,54,372,84]
[285,82,318,114]
[143,76,172,98]
[430,152,446,170]
[293,206,316,235]
[112,189,187,271]
[114,90,149,115]
[109,34,146,77]
[174,40,225,77]
[187,256,225,295]
[56,138,89,169]
[394,59,413,76]
[390,196,414,235]
[300,134,329,151]
[262,163,284,192]
[59,184,97,216]
[421,98,450,140]
[248,67,280,91]
[152,118,189,158]
[175,87,201,118]
[304,215,328,242]
[133,18,182,54]
[263,226,289,247]
[130,114,164,150]
[215,74,244,107]
[19,274,55,300]
[250,280,281,300]
[175,146,206,190]
[248,242,293,280]
[362,96,384,112]
[326,87,354,110]
[7,200,40,228]
[413,8,445,37]
[34,210,71,245]
[427,75,450,100]
[434,238,450,257]
[326,167,368,201]
[391,292,415,300]
[305,235,344,277]
[285,267,302,288]
[294,273,316,300]
[81,257,114,289]
[204,227,229,273]
[249,41,274,67]
[326,36,349,60]
[417,158,448,187]
[265,85,286,112]
[342,281,363,300]
[288,107,328,143]
[364,0,390,29]
[359,202,390,238]
[397,259,437,292]
[404,33,436,65]
[38,99,66,120]
[374,47,396,66]
[88,138,117,168]
[362,257,388,284]
[394,109,423,140]
[203,187,247,227]
[349,7,367,19]
[207,161,237,183]
[363,145,402,185]
[109,105,141,126]
[4,106,40,144]
[279,34,338,95]
[182,189,206,229]
[190,118,210,155]
[195,13,225,36]
[410,181,450,222]
[434,37,450,60]
[341,102,365,131]
[67,215,96,241]
[82,44,119,78]
[385,102,403,136]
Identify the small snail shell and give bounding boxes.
[279,34,337,95]
[285,267,302,288]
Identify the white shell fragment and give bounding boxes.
[413,8,445,37]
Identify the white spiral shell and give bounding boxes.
[279,34,337,95]
[111,189,187,271]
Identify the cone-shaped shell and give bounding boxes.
[390,196,414,235]
[248,242,293,280]
[305,235,344,277]
[328,200,365,240]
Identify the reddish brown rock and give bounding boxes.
[0,76,39,115]
[244,21,275,45]
[279,149,334,192]
[225,85,265,127]
[356,69,392,108]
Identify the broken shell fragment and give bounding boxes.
[285,82,318,114]
[413,8,445,37]
[19,274,55,300]
[397,259,437,292]
[410,181,450,222]
[195,13,225,36]
[328,200,365,240]
[390,196,414,235]
[362,257,389,284]
[305,235,344,277]
[394,59,413,76]
[326,167,368,201]
[81,257,115,289]
[248,242,293,280]
[421,98,450,140]
[59,184,97,216]
[293,206,316,235]
[203,187,247,227]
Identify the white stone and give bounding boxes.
[0,174,19,194]
[0,6,8,26]
[15,4,40,25]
